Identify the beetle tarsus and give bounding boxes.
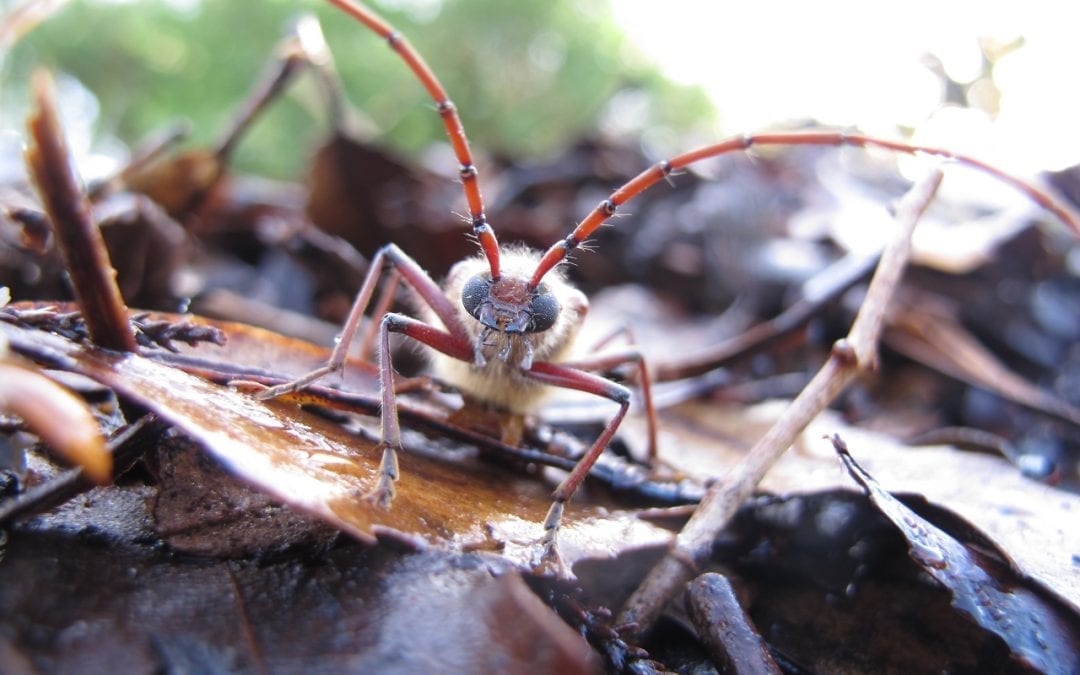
[364,442,400,508]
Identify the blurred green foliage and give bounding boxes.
[2,0,714,179]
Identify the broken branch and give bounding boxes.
[617,165,946,636]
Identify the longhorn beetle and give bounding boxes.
[259,0,1080,567]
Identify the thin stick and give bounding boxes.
[617,166,945,637]
[0,0,71,52]
[654,251,880,382]
[24,70,137,353]
[212,35,309,161]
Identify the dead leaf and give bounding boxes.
[833,434,1080,673]
[886,292,1080,428]
[1,515,600,672]
[626,400,1080,611]
[0,319,672,570]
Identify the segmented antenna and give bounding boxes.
[528,131,1080,288]
[325,0,501,279]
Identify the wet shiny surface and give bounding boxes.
[1,320,671,569]
[837,439,1079,673]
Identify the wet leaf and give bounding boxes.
[833,434,1080,673]
[0,524,599,673]
[572,490,1049,672]
[0,319,672,569]
[150,433,341,557]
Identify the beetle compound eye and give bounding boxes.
[461,274,492,319]
[526,289,559,333]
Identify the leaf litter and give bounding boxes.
[0,318,674,569]
[3,7,1080,669]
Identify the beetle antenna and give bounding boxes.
[325,0,501,279]
[529,131,1080,288]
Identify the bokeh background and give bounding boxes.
[3,0,1077,182]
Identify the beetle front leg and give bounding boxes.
[254,243,471,400]
[251,242,474,507]
[562,342,658,463]
[365,311,402,506]
[366,312,473,506]
[525,362,632,572]
[254,249,388,400]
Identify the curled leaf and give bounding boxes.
[24,69,136,352]
[0,361,110,483]
[832,434,1080,673]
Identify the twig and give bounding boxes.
[685,573,780,674]
[654,251,880,382]
[0,0,70,52]
[24,70,137,352]
[617,165,945,636]
[212,33,308,162]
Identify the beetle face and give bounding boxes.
[461,274,559,334]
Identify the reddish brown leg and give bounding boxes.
[255,242,474,506]
[362,319,643,562]
[565,326,659,462]
[562,345,658,462]
[523,362,632,567]
[366,312,473,504]
[357,268,400,362]
[255,243,470,400]
[368,312,402,506]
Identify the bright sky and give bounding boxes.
[612,0,1080,174]
[11,0,1077,180]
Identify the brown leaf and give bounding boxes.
[833,434,1080,672]
[0,319,672,569]
[306,133,474,276]
[121,148,225,220]
[150,434,340,556]
[0,523,599,672]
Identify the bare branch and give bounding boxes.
[617,166,945,637]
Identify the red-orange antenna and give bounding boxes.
[529,131,1080,288]
[325,0,501,279]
